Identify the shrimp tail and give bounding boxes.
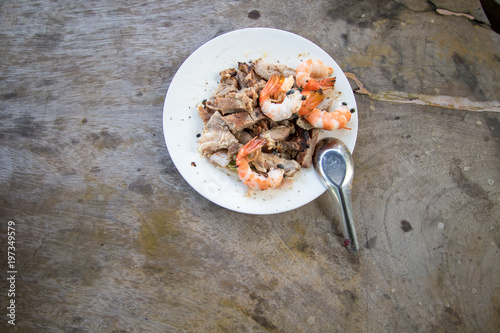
[303,77,336,91]
[298,91,325,116]
[319,77,336,89]
[259,74,285,105]
[237,136,267,163]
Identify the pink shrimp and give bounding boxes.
[296,59,336,91]
[236,136,284,190]
[259,74,303,121]
[305,105,352,131]
[299,91,352,131]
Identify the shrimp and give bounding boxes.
[296,59,336,91]
[236,136,284,190]
[299,91,351,130]
[259,74,303,121]
[304,105,352,131]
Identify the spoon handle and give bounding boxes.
[326,184,358,253]
[339,184,359,253]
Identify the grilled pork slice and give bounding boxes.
[275,128,319,167]
[205,78,239,113]
[221,107,267,134]
[241,87,259,107]
[295,128,319,168]
[237,62,258,89]
[197,104,214,125]
[219,68,239,86]
[212,92,253,115]
[253,58,296,80]
[198,111,239,156]
[235,131,254,145]
[209,150,231,167]
[251,152,301,178]
[261,125,293,143]
[211,83,238,98]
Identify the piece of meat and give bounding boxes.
[213,92,253,115]
[272,127,318,167]
[205,78,238,106]
[235,131,254,145]
[227,142,242,158]
[237,62,259,89]
[212,83,238,98]
[295,116,315,130]
[198,111,239,156]
[317,97,332,111]
[260,125,292,143]
[247,119,271,138]
[221,107,267,133]
[221,112,254,133]
[277,140,304,152]
[251,152,301,177]
[219,68,239,87]
[253,58,296,80]
[205,82,239,113]
[240,87,259,107]
[197,104,214,125]
[277,127,309,152]
[209,150,231,167]
[295,129,319,168]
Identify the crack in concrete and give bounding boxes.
[345,73,500,112]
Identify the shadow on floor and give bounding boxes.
[480,0,500,33]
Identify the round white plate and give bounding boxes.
[163,28,357,215]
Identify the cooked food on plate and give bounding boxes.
[197,58,353,190]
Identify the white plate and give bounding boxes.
[163,28,357,215]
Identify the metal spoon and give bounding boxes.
[313,137,359,253]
